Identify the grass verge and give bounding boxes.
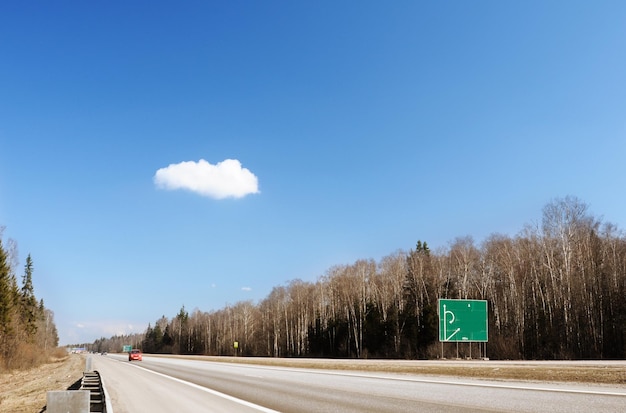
[0,353,85,413]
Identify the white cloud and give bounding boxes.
[241,287,252,291]
[154,158,260,199]
[64,320,148,345]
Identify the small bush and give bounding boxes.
[11,343,47,369]
[1,343,67,371]
[50,347,69,359]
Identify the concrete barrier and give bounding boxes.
[46,356,112,413]
[46,390,90,413]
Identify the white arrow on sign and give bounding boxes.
[443,304,461,341]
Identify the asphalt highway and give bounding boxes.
[90,354,626,412]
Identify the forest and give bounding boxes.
[0,228,60,369]
[91,197,626,360]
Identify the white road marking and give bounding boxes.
[126,363,280,412]
[236,363,626,397]
[314,369,626,397]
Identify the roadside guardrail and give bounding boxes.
[46,356,111,413]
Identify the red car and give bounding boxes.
[128,349,143,361]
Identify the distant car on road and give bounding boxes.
[128,349,143,361]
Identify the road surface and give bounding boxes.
[90,354,626,412]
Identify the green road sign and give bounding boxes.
[123,345,132,352]
[438,299,488,342]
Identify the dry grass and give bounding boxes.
[0,353,85,413]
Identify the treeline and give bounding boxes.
[97,196,626,360]
[89,334,144,354]
[0,228,59,369]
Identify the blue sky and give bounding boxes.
[1,1,625,345]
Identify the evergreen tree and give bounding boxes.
[0,231,60,367]
[402,240,435,357]
[152,324,163,352]
[0,238,14,339]
[143,324,155,352]
[21,254,39,340]
[0,238,17,365]
[162,324,173,351]
[176,306,189,354]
